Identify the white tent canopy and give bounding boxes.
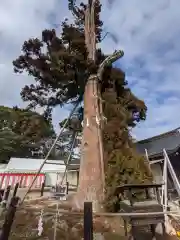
[5,158,66,173]
[0,158,78,188]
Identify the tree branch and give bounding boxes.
[97,50,124,82]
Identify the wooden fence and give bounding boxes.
[0,182,175,239]
[0,183,20,240]
[0,182,95,240]
[0,199,93,239]
[0,181,46,240]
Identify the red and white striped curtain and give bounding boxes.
[0,173,45,189]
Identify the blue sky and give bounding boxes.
[0,0,180,140]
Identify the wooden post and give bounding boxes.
[66,182,69,195]
[150,224,156,239]
[0,190,4,203]
[3,186,11,208]
[155,186,161,203]
[13,183,19,198]
[77,171,79,187]
[128,188,133,207]
[0,197,19,240]
[145,188,150,199]
[40,181,45,197]
[84,202,93,240]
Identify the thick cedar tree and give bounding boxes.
[13,0,152,211]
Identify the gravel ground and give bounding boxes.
[0,193,178,239]
[0,198,124,239]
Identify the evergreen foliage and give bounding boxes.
[12,0,152,211]
[0,106,55,162]
[103,91,152,211]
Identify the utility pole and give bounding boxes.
[76,0,105,212]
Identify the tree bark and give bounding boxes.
[74,0,105,212]
[75,76,104,211]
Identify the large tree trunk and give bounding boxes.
[75,76,104,211]
[73,0,105,212]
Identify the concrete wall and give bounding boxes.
[67,171,79,187]
[45,171,79,187]
[45,172,59,186]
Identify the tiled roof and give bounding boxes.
[135,127,180,157]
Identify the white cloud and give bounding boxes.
[101,0,180,140]
[1,0,180,139]
[0,0,71,130]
